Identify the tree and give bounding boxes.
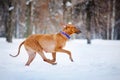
[111,0,116,40]
[63,0,72,24]
[25,0,32,37]
[106,0,111,40]
[73,0,94,43]
[0,0,120,40]
[85,0,94,44]
[5,0,14,42]
[14,0,20,38]
[114,0,120,40]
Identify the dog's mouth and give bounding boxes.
[76,30,81,34]
[75,27,81,34]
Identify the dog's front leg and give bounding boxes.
[51,52,56,62]
[38,51,57,65]
[55,48,73,62]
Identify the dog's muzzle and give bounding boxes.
[76,27,81,34]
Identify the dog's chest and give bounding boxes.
[38,36,56,53]
[44,45,55,53]
[38,34,66,53]
[57,39,66,48]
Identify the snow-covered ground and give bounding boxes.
[0,38,120,80]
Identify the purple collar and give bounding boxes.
[60,31,70,39]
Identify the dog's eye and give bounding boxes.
[65,26,68,29]
[66,26,70,29]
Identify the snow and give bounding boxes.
[26,0,32,5]
[9,6,14,11]
[68,22,72,24]
[0,38,120,80]
[66,1,72,7]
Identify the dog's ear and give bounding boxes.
[63,25,67,28]
[62,23,66,27]
[63,24,73,30]
[60,22,66,28]
[63,25,69,31]
[63,25,67,30]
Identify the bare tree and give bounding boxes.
[111,0,116,40]
[0,0,120,40]
[85,0,95,44]
[5,0,14,42]
[106,0,110,40]
[63,0,72,24]
[25,0,32,37]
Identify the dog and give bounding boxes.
[10,24,81,66]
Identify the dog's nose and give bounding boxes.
[76,27,82,33]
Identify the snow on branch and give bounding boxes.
[26,0,32,5]
[68,22,72,24]
[66,1,72,7]
[9,6,14,11]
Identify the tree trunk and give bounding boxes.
[111,0,116,40]
[63,0,72,24]
[107,0,111,40]
[25,0,32,37]
[86,12,91,44]
[86,0,93,44]
[15,4,20,38]
[6,0,14,42]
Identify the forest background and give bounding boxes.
[0,0,120,43]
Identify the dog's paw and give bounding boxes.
[25,64,30,66]
[70,59,74,62]
[52,62,57,65]
[50,59,56,62]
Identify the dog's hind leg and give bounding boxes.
[25,50,36,66]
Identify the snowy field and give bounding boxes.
[0,38,120,80]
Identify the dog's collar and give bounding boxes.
[60,31,70,39]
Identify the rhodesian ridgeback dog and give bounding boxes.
[10,24,81,66]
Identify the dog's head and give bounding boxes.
[63,24,81,35]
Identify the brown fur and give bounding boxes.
[10,24,81,66]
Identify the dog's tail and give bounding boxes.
[9,41,25,57]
